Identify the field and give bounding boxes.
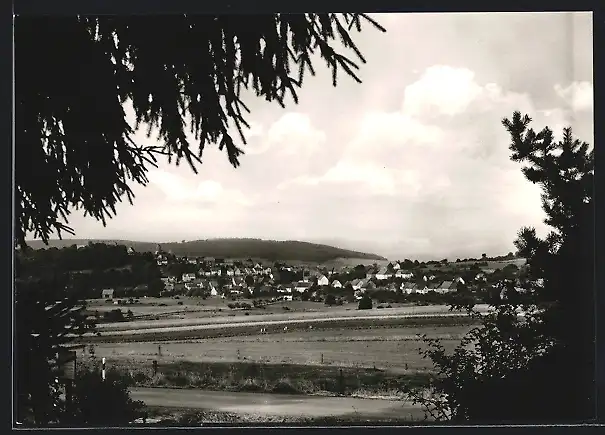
[90,297,486,328]
[81,325,470,372]
[80,296,478,418]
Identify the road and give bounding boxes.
[130,387,425,420]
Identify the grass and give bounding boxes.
[80,358,432,399]
[85,325,469,371]
[141,407,428,425]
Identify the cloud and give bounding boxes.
[240,113,327,158]
[147,169,252,207]
[554,81,593,112]
[53,13,593,260]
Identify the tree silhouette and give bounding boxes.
[413,112,594,423]
[15,14,385,248]
[15,268,95,425]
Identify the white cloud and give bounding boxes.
[56,13,593,259]
[554,81,593,112]
[147,170,252,206]
[402,65,484,117]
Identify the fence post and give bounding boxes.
[321,353,324,365]
[102,357,106,381]
[158,345,162,357]
[152,360,158,376]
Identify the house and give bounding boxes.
[317,274,329,286]
[375,267,392,280]
[187,257,198,265]
[185,280,204,291]
[354,289,365,300]
[365,266,378,279]
[233,268,242,276]
[396,270,414,279]
[277,285,292,294]
[101,289,115,299]
[210,287,219,297]
[126,246,136,255]
[401,282,417,294]
[436,281,453,294]
[294,281,312,293]
[226,268,235,277]
[182,273,196,283]
[331,280,343,288]
[454,277,466,285]
[350,279,363,290]
[392,262,401,271]
[283,294,293,302]
[419,284,431,294]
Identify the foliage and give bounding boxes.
[16,15,385,248]
[18,243,163,299]
[15,269,95,425]
[69,368,144,426]
[357,295,373,310]
[324,293,337,306]
[413,112,594,423]
[102,309,125,322]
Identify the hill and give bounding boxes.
[24,238,387,263]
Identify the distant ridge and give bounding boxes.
[24,238,387,263]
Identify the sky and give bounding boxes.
[58,12,594,260]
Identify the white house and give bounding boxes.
[396,270,414,279]
[182,273,196,282]
[295,281,312,293]
[317,274,329,286]
[401,282,417,294]
[416,284,430,294]
[435,281,454,294]
[392,262,401,270]
[375,267,392,280]
[331,280,343,288]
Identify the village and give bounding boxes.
[97,244,526,306]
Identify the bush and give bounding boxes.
[324,294,337,306]
[70,369,144,426]
[358,295,373,310]
[177,301,183,305]
[103,309,124,322]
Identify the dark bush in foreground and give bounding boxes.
[358,295,373,310]
[69,368,144,426]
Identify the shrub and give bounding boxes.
[70,368,144,426]
[358,295,373,310]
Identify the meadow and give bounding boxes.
[82,324,470,372]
